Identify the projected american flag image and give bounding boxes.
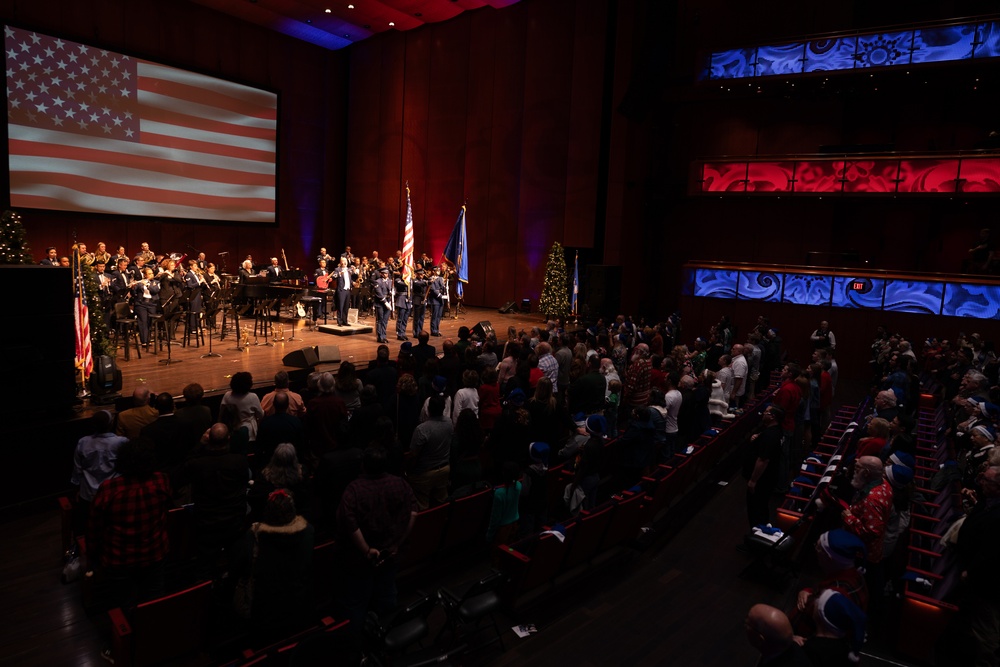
[5,25,277,222]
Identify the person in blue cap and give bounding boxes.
[802,590,867,664]
[792,529,868,637]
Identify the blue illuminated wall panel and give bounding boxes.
[692,268,738,298]
[883,280,945,314]
[782,274,833,306]
[832,277,885,309]
[913,25,977,63]
[702,18,1000,81]
[943,284,1000,319]
[687,267,1000,321]
[756,43,805,77]
[975,21,1000,59]
[710,48,757,79]
[738,271,783,302]
[804,37,856,72]
[854,31,914,68]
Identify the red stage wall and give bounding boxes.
[344,0,608,308]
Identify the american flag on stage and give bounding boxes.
[402,184,415,281]
[73,246,93,378]
[5,25,277,222]
[571,249,579,317]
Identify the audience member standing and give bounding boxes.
[811,320,836,350]
[409,395,453,509]
[336,447,417,630]
[71,411,127,536]
[88,439,172,611]
[116,387,159,439]
[744,406,784,527]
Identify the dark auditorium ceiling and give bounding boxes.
[190,0,522,50]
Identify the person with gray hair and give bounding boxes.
[872,390,899,423]
[261,369,305,417]
[842,456,894,565]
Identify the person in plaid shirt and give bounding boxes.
[89,439,173,609]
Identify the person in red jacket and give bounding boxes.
[771,363,803,490]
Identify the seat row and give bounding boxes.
[896,394,963,662]
[494,387,774,609]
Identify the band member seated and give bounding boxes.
[265,257,283,283]
[93,259,114,327]
[333,257,356,326]
[111,258,133,302]
[158,259,185,336]
[129,255,147,281]
[315,260,329,283]
[112,246,128,266]
[340,246,354,263]
[39,247,58,266]
[78,243,94,267]
[374,266,392,343]
[196,252,208,271]
[136,242,155,266]
[186,259,207,330]
[93,242,112,266]
[132,267,161,349]
[239,259,254,283]
[317,247,334,264]
[313,260,331,320]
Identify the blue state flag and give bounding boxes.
[443,204,468,298]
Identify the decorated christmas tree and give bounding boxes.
[538,241,571,319]
[79,258,116,358]
[0,209,34,264]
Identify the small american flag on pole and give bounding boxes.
[5,25,277,222]
[73,246,93,378]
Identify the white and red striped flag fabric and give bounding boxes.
[73,247,93,378]
[402,184,415,281]
[5,25,277,222]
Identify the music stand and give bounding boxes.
[201,308,222,359]
[158,309,184,365]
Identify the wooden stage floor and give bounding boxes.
[112,306,540,399]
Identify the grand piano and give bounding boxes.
[232,276,332,324]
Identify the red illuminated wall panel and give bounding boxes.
[747,162,794,192]
[897,159,961,193]
[840,160,899,193]
[794,160,842,193]
[959,158,1000,193]
[702,162,747,192]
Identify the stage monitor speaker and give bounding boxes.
[471,321,494,340]
[583,265,622,318]
[89,355,122,403]
[520,298,531,313]
[347,308,359,325]
[315,345,342,364]
[498,301,517,314]
[282,346,319,369]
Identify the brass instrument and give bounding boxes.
[274,322,286,342]
[240,325,250,350]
